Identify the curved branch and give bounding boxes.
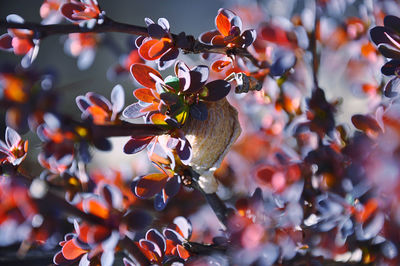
[0,17,267,69]
[0,18,148,38]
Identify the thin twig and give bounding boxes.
[186,167,231,230]
[310,1,320,89]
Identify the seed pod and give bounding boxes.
[182,98,241,193]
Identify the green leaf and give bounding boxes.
[164,75,180,92]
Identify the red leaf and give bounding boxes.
[60,3,85,21]
[216,11,231,37]
[130,64,162,89]
[0,34,12,50]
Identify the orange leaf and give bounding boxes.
[139,39,160,60]
[148,38,172,59]
[83,198,109,219]
[356,199,378,223]
[216,12,231,37]
[62,239,87,260]
[140,103,160,113]
[150,113,167,125]
[211,60,231,72]
[131,64,162,89]
[134,88,157,103]
[87,105,109,124]
[177,244,190,260]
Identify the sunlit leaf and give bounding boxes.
[131,64,163,89]
[149,38,171,58]
[215,11,231,36]
[61,239,87,260]
[133,88,157,103]
[139,39,162,60]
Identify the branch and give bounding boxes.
[0,17,267,69]
[310,0,321,89]
[185,167,231,230]
[89,121,170,139]
[0,18,148,39]
[183,241,227,255]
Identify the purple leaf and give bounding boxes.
[0,34,12,50]
[76,95,91,112]
[384,15,400,34]
[270,50,296,76]
[135,35,146,48]
[384,77,400,97]
[160,92,179,105]
[148,23,166,39]
[240,29,257,48]
[378,44,400,60]
[60,3,85,21]
[201,80,231,101]
[139,239,162,259]
[159,48,179,62]
[123,209,152,231]
[123,136,153,154]
[154,191,168,211]
[176,138,192,165]
[164,175,181,197]
[370,26,394,46]
[190,102,208,121]
[135,173,167,198]
[381,59,400,76]
[163,228,184,245]
[199,30,220,44]
[93,137,112,151]
[86,92,112,111]
[146,229,166,253]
